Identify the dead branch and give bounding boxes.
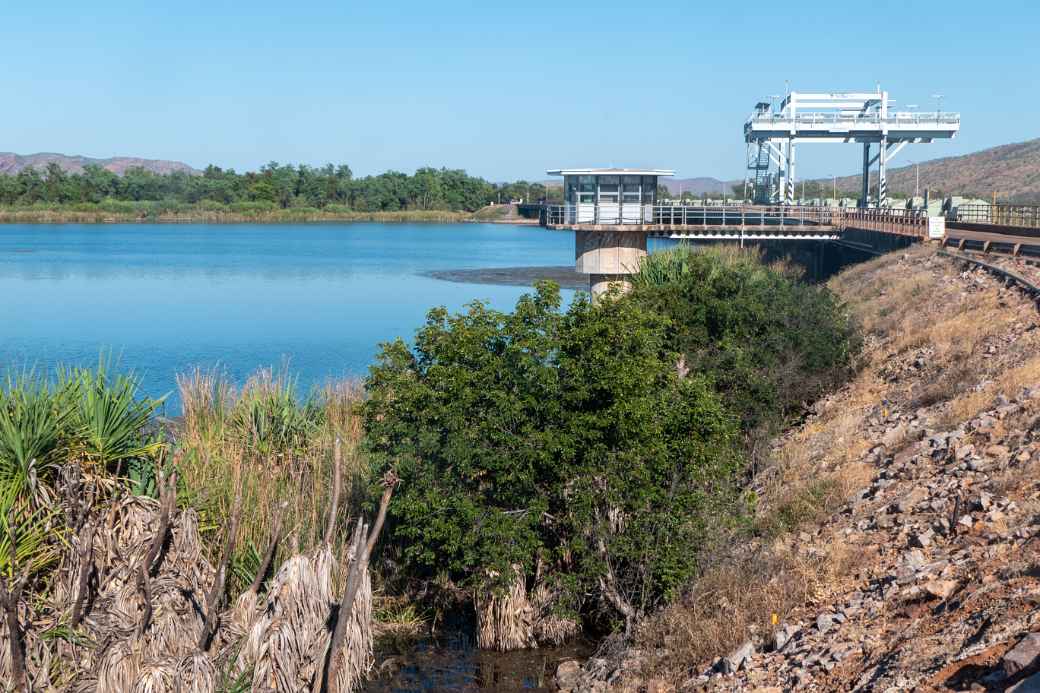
[362,471,398,560]
[144,471,177,577]
[70,520,96,628]
[315,470,399,693]
[249,501,287,596]
[135,470,177,641]
[197,474,243,651]
[324,437,343,546]
[134,562,153,640]
[2,509,29,692]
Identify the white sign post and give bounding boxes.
[928,216,946,240]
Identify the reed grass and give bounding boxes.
[176,367,368,585]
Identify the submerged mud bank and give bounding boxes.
[423,265,588,290]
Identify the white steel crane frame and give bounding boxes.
[744,90,960,207]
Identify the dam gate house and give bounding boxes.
[549,168,672,226]
[546,168,674,296]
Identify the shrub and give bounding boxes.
[363,283,745,627]
[631,245,859,433]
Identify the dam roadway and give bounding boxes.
[529,201,1040,294]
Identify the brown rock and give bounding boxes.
[892,486,929,513]
[923,579,959,600]
[555,659,581,691]
[1004,633,1040,676]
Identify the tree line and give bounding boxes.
[0,162,562,212]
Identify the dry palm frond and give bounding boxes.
[530,582,580,646]
[175,652,217,693]
[96,640,139,693]
[474,565,535,651]
[238,541,373,693]
[53,493,216,690]
[131,661,177,693]
[239,549,336,692]
[328,554,373,693]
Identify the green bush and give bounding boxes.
[631,245,859,433]
[363,283,745,624]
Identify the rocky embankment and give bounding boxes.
[558,247,1040,692]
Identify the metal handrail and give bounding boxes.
[542,204,854,228]
[540,204,929,237]
[746,112,961,126]
[954,204,1040,229]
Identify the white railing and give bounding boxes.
[540,204,931,237]
[542,204,845,228]
[746,111,961,127]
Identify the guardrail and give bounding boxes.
[543,204,843,227]
[954,205,1040,230]
[537,202,1040,259]
[746,112,961,127]
[842,208,928,237]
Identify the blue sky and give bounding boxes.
[2,0,1036,181]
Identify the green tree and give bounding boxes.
[363,283,744,627]
[630,246,859,434]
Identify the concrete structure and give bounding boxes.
[547,168,673,296]
[744,89,960,208]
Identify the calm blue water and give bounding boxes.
[0,223,579,410]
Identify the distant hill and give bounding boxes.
[0,152,200,176]
[818,138,1040,203]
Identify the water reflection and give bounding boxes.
[365,625,590,692]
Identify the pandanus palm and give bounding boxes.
[61,361,165,479]
[0,375,70,510]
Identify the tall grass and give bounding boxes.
[631,243,801,290]
[176,367,367,585]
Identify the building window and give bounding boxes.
[622,175,641,204]
[599,175,619,203]
[642,176,657,204]
[578,175,596,204]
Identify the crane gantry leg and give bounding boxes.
[878,135,888,208]
[860,142,871,208]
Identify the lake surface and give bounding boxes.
[0,222,583,409]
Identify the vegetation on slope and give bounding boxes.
[624,245,1040,690]
[814,137,1040,203]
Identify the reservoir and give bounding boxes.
[0,222,582,408]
